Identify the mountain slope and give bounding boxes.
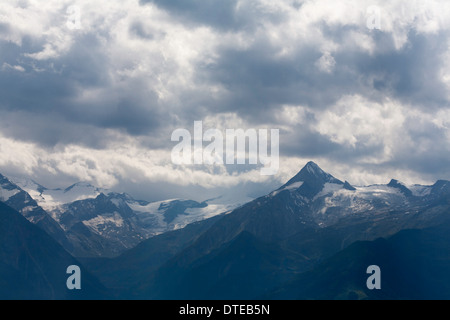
[269,221,450,300]
[0,201,107,300]
[81,214,224,294]
[145,230,313,300]
[0,174,72,252]
[58,193,148,258]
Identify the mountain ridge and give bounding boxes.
[80,161,450,299]
[3,174,254,258]
[2,161,450,299]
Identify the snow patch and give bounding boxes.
[128,195,252,233]
[128,200,171,214]
[409,185,432,197]
[314,183,344,199]
[0,188,20,201]
[110,198,124,208]
[285,181,304,191]
[83,213,124,235]
[271,181,304,196]
[11,178,106,212]
[306,164,317,174]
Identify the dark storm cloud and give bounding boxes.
[0,110,127,149]
[197,44,351,119]
[140,0,286,31]
[0,43,77,112]
[192,29,450,124]
[352,32,450,111]
[141,0,239,30]
[129,21,167,40]
[280,123,387,165]
[0,33,164,148]
[0,23,10,35]
[130,22,155,40]
[281,129,343,158]
[391,118,450,178]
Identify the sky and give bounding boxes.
[0,0,449,202]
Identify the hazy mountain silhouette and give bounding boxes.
[0,202,108,300]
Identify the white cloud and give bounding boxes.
[315,52,336,73]
[316,95,405,153]
[0,132,275,191]
[1,63,25,72]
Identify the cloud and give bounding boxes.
[139,0,287,32]
[0,0,450,200]
[315,52,336,74]
[1,63,25,72]
[0,131,280,200]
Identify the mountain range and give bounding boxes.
[1,161,449,299]
[1,175,251,257]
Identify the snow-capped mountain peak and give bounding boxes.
[305,161,322,174]
[283,162,343,187]
[10,178,107,212]
[343,181,356,191]
[65,182,89,190]
[274,162,343,199]
[260,162,450,229]
[8,177,47,193]
[387,179,413,197]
